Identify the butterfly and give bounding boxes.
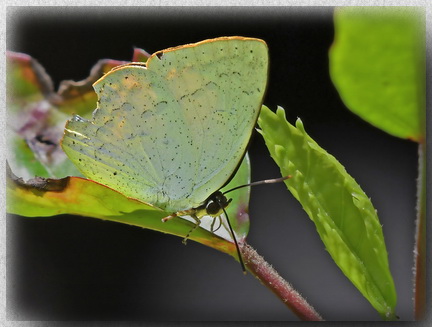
[62,36,269,271]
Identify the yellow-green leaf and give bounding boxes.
[330,7,425,142]
[7,154,251,260]
[257,105,397,320]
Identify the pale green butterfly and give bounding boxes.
[61,37,269,271]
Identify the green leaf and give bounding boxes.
[329,7,425,142]
[6,153,251,261]
[6,172,230,255]
[8,136,51,178]
[257,105,397,320]
[221,154,251,240]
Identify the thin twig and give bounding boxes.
[241,242,324,321]
[414,141,426,319]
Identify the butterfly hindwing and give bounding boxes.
[62,37,269,212]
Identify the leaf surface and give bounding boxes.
[330,7,425,142]
[258,105,397,320]
[7,154,251,260]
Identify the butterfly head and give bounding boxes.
[194,191,232,218]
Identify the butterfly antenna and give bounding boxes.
[220,204,246,274]
[223,175,291,195]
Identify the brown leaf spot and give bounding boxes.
[7,162,69,192]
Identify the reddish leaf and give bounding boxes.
[132,47,151,62]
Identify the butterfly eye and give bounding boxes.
[206,200,222,216]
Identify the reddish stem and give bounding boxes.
[414,141,426,319]
[242,242,324,321]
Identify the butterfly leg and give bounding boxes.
[182,213,201,245]
[161,213,177,222]
[161,210,201,245]
[161,209,194,222]
[210,215,223,233]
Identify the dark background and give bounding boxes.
[7,6,418,322]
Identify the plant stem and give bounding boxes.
[241,242,324,321]
[414,141,426,319]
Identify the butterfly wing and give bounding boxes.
[62,37,268,212]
